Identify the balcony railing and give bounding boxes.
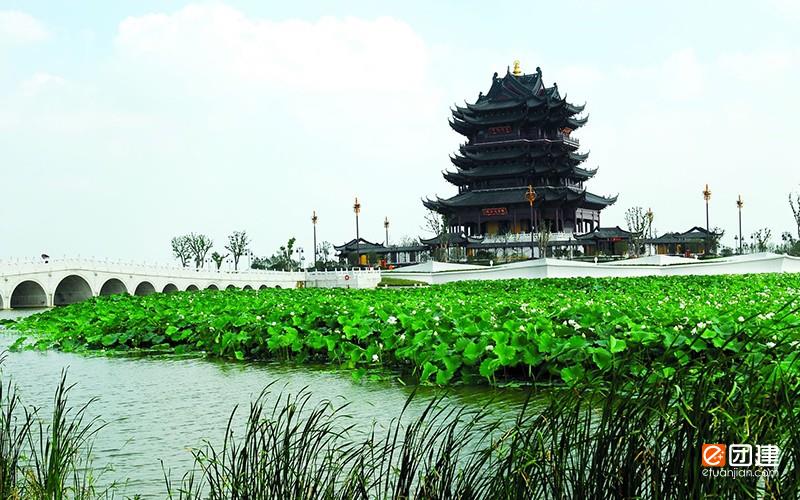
[551,131,579,147]
[480,232,577,244]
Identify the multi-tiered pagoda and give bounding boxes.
[423,63,616,248]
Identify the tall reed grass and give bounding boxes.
[162,325,799,499]
[0,363,111,499]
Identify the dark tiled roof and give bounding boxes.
[645,226,722,244]
[423,186,617,211]
[333,238,386,253]
[449,66,588,136]
[574,226,634,241]
[419,234,484,245]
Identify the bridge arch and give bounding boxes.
[54,275,93,306]
[100,278,128,296]
[10,280,48,308]
[226,284,237,290]
[186,284,199,292]
[134,281,156,296]
[163,283,179,293]
[243,285,253,290]
[206,284,219,290]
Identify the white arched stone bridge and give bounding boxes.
[0,258,381,310]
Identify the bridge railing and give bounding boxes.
[0,257,381,286]
[0,257,304,277]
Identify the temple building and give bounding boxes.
[574,226,634,256]
[334,238,429,267]
[423,62,617,257]
[645,226,720,256]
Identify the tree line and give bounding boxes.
[171,231,251,270]
[171,232,340,271]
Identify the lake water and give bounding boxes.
[0,309,526,498]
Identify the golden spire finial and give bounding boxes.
[513,60,522,76]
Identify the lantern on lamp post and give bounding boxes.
[384,216,390,246]
[702,183,712,254]
[353,197,361,267]
[311,210,318,269]
[525,185,536,259]
[736,195,744,254]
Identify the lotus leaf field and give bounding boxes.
[9,274,800,387]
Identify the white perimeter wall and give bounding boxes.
[387,253,800,285]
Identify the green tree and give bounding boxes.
[790,190,800,240]
[265,237,298,271]
[250,256,269,270]
[187,233,214,269]
[424,209,452,262]
[211,251,229,270]
[171,235,191,267]
[537,221,551,258]
[225,230,250,271]
[751,228,772,253]
[780,232,800,256]
[315,241,337,270]
[624,207,652,258]
[709,227,725,254]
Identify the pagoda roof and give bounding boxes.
[423,186,617,212]
[419,233,484,246]
[443,163,597,184]
[645,226,721,244]
[574,226,634,241]
[455,144,587,165]
[334,238,387,253]
[450,66,587,136]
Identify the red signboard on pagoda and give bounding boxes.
[488,125,513,135]
[482,207,508,217]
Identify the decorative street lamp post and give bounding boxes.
[311,210,318,269]
[703,183,712,254]
[353,197,361,267]
[525,185,536,259]
[736,195,744,254]
[384,216,390,246]
[646,207,654,256]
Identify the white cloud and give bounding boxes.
[716,49,797,83]
[114,4,429,93]
[770,0,800,18]
[19,72,65,96]
[616,48,705,101]
[0,10,48,45]
[0,4,447,261]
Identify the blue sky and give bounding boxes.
[1,1,799,262]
